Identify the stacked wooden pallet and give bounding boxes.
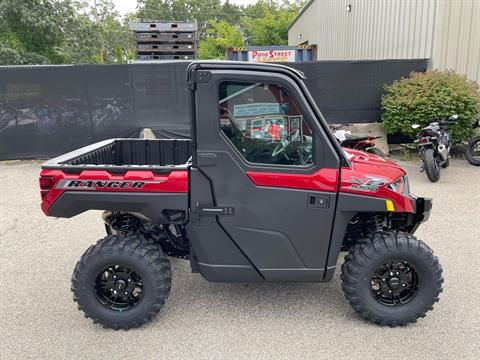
[130,21,198,61]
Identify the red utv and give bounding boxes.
[39,61,442,329]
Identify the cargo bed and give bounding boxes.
[42,138,192,172]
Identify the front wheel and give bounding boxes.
[466,136,480,166]
[341,231,443,326]
[71,234,172,330]
[423,148,440,182]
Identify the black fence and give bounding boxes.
[0,59,427,160]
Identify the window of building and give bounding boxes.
[218,81,314,166]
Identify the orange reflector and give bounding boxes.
[386,199,395,212]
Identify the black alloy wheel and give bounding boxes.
[369,259,419,306]
[341,231,443,326]
[94,265,144,311]
[72,234,171,330]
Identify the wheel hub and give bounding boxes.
[370,260,419,306]
[114,279,127,291]
[387,276,401,289]
[94,265,144,311]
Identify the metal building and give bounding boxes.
[288,0,480,82]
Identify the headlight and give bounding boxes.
[388,177,405,193]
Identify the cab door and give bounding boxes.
[190,68,341,281]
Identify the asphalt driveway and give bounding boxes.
[0,159,479,359]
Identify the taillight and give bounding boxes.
[39,176,55,200]
[419,138,429,143]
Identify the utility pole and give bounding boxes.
[93,0,104,63]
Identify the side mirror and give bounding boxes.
[411,124,421,129]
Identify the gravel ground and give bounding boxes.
[0,159,479,360]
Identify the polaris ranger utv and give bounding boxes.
[39,61,443,329]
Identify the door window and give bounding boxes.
[219,81,314,166]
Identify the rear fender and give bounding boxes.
[40,169,189,224]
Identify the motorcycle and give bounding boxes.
[412,114,457,182]
[466,119,480,166]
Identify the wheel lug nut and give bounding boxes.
[402,283,406,287]
[128,279,131,282]
[113,275,117,279]
[110,288,113,292]
[388,290,392,293]
[113,290,117,294]
[390,272,393,276]
[382,279,385,282]
[396,272,400,275]
[124,292,128,295]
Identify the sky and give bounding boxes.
[104,0,260,16]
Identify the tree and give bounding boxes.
[87,0,135,63]
[0,0,305,64]
[0,0,77,64]
[198,20,244,59]
[241,0,302,46]
[0,0,134,65]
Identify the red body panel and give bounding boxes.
[246,148,415,213]
[246,168,338,192]
[40,149,415,217]
[40,169,188,216]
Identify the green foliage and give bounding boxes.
[381,70,480,142]
[0,0,75,64]
[242,0,301,46]
[0,0,134,65]
[0,0,304,64]
[198,20,244,60]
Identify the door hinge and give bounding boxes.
[193,70,212,83]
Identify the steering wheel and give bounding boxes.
[272,129,299,157]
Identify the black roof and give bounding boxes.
[187,60,306,80]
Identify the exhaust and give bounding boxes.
[437,144,448,161]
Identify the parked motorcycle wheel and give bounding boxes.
[423,149,440,182]
[466,136,480,166]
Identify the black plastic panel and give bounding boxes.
[48,191,188,224]
[42,138,191,169]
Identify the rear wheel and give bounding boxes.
[71,234,171,330]
[341,231,443,326]
[423,148,440,182]
[466,136,480,166]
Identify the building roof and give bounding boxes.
[288,0,315,30]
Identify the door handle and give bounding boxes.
[192,203,235,221]
[307,194,330,209]
[199,207,234,215]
